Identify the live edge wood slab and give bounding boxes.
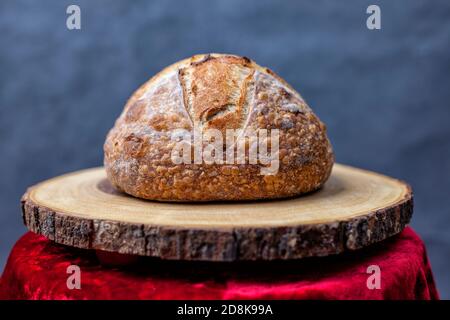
[21,164,413,261]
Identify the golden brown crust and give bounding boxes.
[178,55,255,133]
[104,53,334,201]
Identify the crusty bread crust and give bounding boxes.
[104,53,334,201]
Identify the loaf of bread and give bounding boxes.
[104,54,334,201]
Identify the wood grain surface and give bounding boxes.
[21,164,413,261]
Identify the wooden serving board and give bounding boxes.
[21,164,413,261]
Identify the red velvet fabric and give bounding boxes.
[0,227,439,300]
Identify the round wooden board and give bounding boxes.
[21,164,413,261]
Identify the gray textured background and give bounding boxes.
[1,0,449,298]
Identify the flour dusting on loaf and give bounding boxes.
[104,53,334,201]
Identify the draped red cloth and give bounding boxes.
[0,227,439,300]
